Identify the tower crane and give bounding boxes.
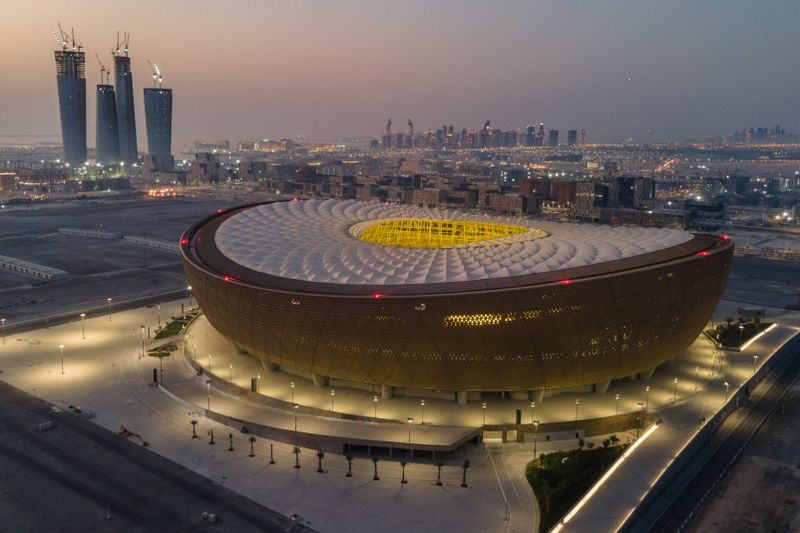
[147,60,162,88]
[95,53,110,84]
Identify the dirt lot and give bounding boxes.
[691,383,800,532]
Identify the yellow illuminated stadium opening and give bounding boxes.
[357,219,530,248]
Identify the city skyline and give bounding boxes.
[1,1,800,150]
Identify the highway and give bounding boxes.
[620,336,800,532]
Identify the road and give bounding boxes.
[0,380,310,532]
[620,334,800,532]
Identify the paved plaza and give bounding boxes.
[0,298,797,532]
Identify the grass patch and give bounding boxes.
[154,319,187,339]
[526,439,628,532]
[705,320,770,349]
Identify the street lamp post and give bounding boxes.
[575,399,580,421]
[229,363,233,383]
[407,417,414,443]
[753,355,759,374]
[140,325,145,358]
[694,365,700,391]
[420,399,425,424]
[107,298,112,321]
[80,313,86,339]
[330,389,335,412]
[724,381,730,402]
[644,386,650,415]
[530,401,536,424]
[482,402,487,425]
[1,317,6,345]
[738,324,744,346]
[615,393,620,415]
[208,354,212,373]
[636,402,645,438]
[206,380,211,410]
[293,404,299,433]
[290,381,295,404]
[373,395,378,419]
[256,372,261,394]
[59,344,65,374]
[187,285,193,311]
[673,378,678,404]
[533,420,539,460]
[157,304,161,329]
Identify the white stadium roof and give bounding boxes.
[215,199,693,285]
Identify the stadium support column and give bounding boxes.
[639,367,657,380]
[261,360,278,372]
[312,373,328,388]
[456,391,468,405]
[381,385,393,400]
[593,380,611,394]
[531,389,545,403]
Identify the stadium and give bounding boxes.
[181,199,732,401]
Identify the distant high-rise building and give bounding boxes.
[567,130,578,146]
[548,129,559,147]
[144,87,173,167]
[535,123,545,146]
[114,51,138,162]
[96,84,120,165]
[579,129,586,145]
[525,125,536,146]
[54,40,87,165]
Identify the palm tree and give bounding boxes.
[400,461,408,484]
[461,460,470,488]
[577,437,585,450]
[316,450,325,473]
[724,317,734,328]
[293,446,301,469]
[345,453,353,477]
[372,456,379,480]
[248,436,256,457]
[609,434,620,447]
[190,419,198,438]
[435,461,444,486]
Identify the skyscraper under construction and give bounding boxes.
[95,58,120,165]
[143,61,173,171]
[113,33,138,163]
[54,26,87,165]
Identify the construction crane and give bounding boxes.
[53,23,81,52]
[113,31,131,57]
[53,23,69,50]
[146,59,162,88]
[95,53,111,84]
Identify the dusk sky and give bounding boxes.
[1,0,799,148]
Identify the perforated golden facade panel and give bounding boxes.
[181,204,733,392]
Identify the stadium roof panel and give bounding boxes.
[213,200,693,286]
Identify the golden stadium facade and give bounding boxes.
[181,199,732,394]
